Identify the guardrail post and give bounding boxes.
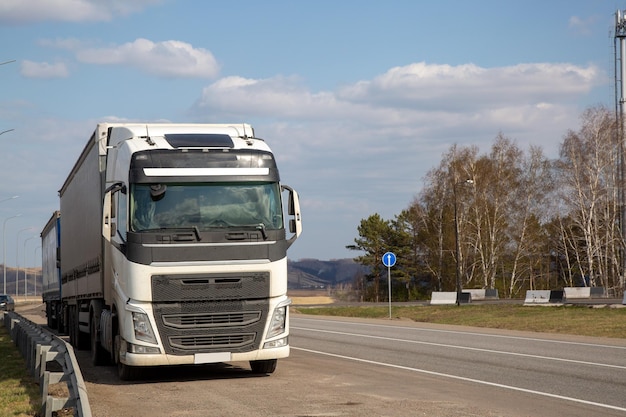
[3,311,92,417]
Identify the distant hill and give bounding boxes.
[288,258,366,289]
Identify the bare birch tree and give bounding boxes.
[556,106,621,290]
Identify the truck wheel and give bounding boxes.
[76,316,90,350]
[250,359,277,374]
[68,307,75,346]
[46,303,55,328]
[114,332,140,381]
[57,305,65,334]
[91,313,109,366]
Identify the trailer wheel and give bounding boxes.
[76,312,90,350]
[57,304,66,334]
[250,359,277,374]
[46,303,56,328]
[68,306,76,346]
[90,311,109,366]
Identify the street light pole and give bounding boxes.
[3,214,21,294]
[0,195,19,204]
[454,179,474,306]
[23,235,37,297]
[16,228,33,296]
[33,246,41,296]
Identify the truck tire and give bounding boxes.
[46,303,56,328]
[68,307,76,346]
[91,312,109,366]
[57,304,66,334]
[117,361,140,381]
[250,359,277,374]
[114,328,140,381]
[77,325,90,350]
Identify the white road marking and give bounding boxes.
[292,346,626,413]
[293,317,626,350]
[291,326,626,370]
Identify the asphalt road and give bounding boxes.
[16,304,626,416]
[290,314,626,417]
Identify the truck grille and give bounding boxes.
[162,311,261,328]
[152,299,269,355]
[151,272,270,302]
[169,333,255,350]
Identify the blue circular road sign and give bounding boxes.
[382,251,396,267]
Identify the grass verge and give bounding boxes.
[0,325,41,416]
[293,304,626,339]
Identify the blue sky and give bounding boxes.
[0,0,620,267]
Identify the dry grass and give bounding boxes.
[0,325,41,416]
[294,304,626,339]
[291,296,334,305]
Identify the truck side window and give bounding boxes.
[117,191,127,241]
[110,188,127,242]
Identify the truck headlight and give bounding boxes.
[267,305,287,338]
[132,312,157,344]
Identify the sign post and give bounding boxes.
[382,251,396,319]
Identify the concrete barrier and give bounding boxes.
[485,289,499,299]
[564,287,607,299]
[564,287,590,299]
[430,291,471,305]
[590,287,606,298]
[524,290,551,304]
[464,289,499,300]
[549,290,564,303]
[430,292,456,305]
[524,290,564,305]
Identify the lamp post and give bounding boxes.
[16,228,34,296]
[0,195,19,204]
[33,246,41,296]
[23,235,37,297]
[3,214,21,294]
[453,179,474,306]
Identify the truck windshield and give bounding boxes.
[130,182,283,231]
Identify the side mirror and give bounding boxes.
[281,185,302,247]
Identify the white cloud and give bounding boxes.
[194,62,603,144]
[0,0,161,24]
[52,38,220,78]
[568,15,597,36]
[197,75,343,119]
[338,62,601,110]
[20,60,69,79]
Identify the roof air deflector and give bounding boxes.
[164,133,234,148]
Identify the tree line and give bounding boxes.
[347,106,626,301]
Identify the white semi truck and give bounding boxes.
[47,123,301,380]
[41,210,62,331]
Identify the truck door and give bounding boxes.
[103,182,127,304]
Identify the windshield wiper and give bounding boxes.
[139,226,202,241]
[256,223,268,240]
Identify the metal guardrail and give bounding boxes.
[3,311,92,417]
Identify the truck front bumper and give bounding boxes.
[120,343,290,367]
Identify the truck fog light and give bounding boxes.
[264,336,288,349]
[267,305,287,338]
[127,342,161,354]
[132,312,157,344]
